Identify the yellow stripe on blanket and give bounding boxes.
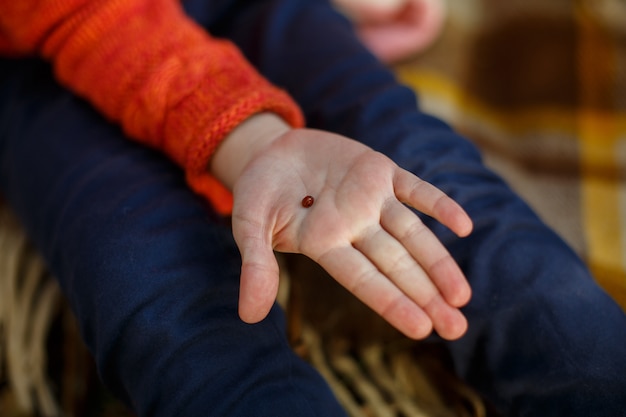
[397,69,579,135]
[577,4,626,310]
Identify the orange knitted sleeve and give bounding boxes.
[0,0,304,214]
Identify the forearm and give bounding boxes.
[211,113,290,191]
[0,0,303,213]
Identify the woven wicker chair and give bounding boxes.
[0,204,62,416]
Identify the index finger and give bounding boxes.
[393,169,473,238]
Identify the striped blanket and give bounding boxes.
[395,0,626,310]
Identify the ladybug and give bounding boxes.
[301,195,315,208]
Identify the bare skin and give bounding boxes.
[334,0,447,63]
[211,113,473,340]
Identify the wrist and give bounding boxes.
[209,112,291,190]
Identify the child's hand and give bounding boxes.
[212,114,472,340]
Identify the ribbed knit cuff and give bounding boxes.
[182,87,305,215]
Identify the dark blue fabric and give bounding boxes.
[0,59,346,417]
[0,0,625,416]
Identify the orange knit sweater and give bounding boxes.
[0,0,304,214]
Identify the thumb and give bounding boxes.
[234,224,280,324]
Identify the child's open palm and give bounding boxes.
[223,124,473,341]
